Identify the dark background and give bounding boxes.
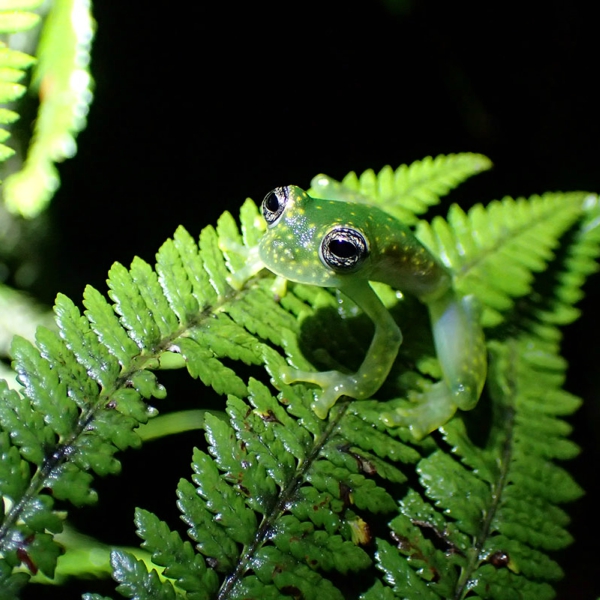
[20,0,600,597]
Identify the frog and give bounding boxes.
[257,183,487,438]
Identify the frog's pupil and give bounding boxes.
[330,239,358,259]
[265,192,280,214]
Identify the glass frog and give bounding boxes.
[258,185,487,438]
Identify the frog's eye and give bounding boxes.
[262,187,288,226]
[320,226,369,272]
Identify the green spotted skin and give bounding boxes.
[259,186,486,438]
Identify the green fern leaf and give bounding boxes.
[289,487,343,533]
[0,46,34,91]
[246,377,312,458]
[224,284,298,347]
[171,225,218,308]
[0,429,30,500]
[0,211,273,587]
[190,447,258,546]
[107,262,163,350]
[11,334,78,439]
[359,579,398,600]
[109,388,153,424]
[203,411,277,514]
[129,370,167,400]
[271,514,371,573]
[338,412,421,464]
[0,42,35,162]
[156,237,201,325]
[0,562,29,600]
[469,565,556,600]
[375,538,443,599]
[190,313,266,367]
[0,8,39,32]
[306,457,397,513]
[227,393,296,488]
[18,531,62,577]
[239,197,265,247]
[176,337,247,397]
[224,577,282,600]
[0,379,54,465]
[249,546,346,600]
[54,293,121,389]
[417,192,590,325]
[69,428,120,476]
[46,461,96,506]
[134,508,219,599]
[2,0,94,217]
[91,407,142,452]
[0,1,39,161]
[84,175,594,600]
[418,449,492,533]
[177,478,240,573]
[130,256,180,338]
[311,153,492,225]
[111,550,177,600]
[217,210,248,273]
[83,285,141,365]
[34,324,98,410]
[199,225,232,299]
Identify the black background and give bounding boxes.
[20,0,600,597]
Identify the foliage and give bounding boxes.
[0,0,94,410]
[0,154,598,599]
[0,0,94,217]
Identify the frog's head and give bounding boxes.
[258,185,372,288]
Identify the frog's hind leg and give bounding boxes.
[382,290,487,439]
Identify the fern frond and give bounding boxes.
[417,191,594,326]
[310,152,492,225]
[0,0,41,161]
[114,380,401,599]
[370,333,579,600]
[0,210,269,590]
[361,191,599,599]
[2,0,94,217]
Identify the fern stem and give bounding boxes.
[453,342,517,599]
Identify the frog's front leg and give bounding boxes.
[382,289,486,438]
[282,282,402,418]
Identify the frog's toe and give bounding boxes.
[279,366,297,384]
[310,386,343,419]
[381,383,458,439]
[381,407,435,440]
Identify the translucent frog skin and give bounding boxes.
[259,185,486,438]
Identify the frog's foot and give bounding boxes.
[381,381,458,440]
[217,239,264,290]
[280,366,359,419]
